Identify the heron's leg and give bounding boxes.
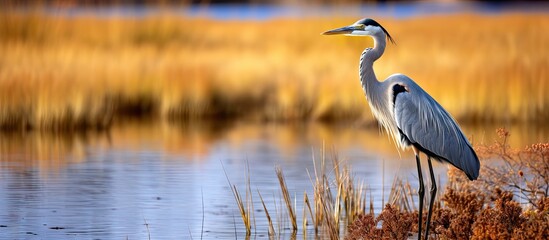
[425,156,437,240]
[415,153,425,240]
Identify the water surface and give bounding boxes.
[0,121,546,239]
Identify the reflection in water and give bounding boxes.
[0,121,547,238]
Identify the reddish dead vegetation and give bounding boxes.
[346,205,417,240]
[346,129,549,240]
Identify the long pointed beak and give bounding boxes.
[322,25,361,35]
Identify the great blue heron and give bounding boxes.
[322,18,480,239]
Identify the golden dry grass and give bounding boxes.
[0,9,547,130]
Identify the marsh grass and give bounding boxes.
[257,190,275,237]
[223,161,254,236]
[275,166,298,232]
[227,129,548,239]
[227,147,380,239]
[0,8,548,130]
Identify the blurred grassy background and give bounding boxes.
[0,6,547,131]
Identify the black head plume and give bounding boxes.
[356,18,396,44]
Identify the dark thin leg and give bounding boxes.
[425,156,437,240]
[415,154,425,240]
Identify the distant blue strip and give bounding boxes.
[35,2,549,20]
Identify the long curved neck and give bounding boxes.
[359,33,387,102]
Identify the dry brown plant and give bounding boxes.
[345,205,416,240]
[476,128,549,210]
[346,129,549,239]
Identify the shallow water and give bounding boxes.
[0,121,546,239]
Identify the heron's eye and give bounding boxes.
[356,24,365,30]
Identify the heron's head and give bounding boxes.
[322,18,395,44]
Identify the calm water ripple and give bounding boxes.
[0,121,546,239]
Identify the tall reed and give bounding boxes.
[223,161,253,236]
[275,166,298,232]
[0,9,547,130]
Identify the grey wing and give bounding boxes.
[394,88,480,180]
